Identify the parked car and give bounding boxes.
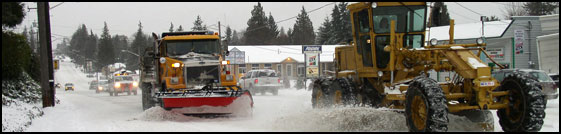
[492,69,558,105]
[238,69,282,95]
[89,80,98,90]
[64,83,75,91]
[96,80,109,94]
[549,73,559,87]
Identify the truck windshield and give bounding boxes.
[166,39,219,57]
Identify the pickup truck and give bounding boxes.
[239,69,282,95]
[109,75,138,96]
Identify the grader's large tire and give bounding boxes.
[141,83,156,111]
[497,71,545,132]
[360,78,383,107]
[405,77,449,132]
[328,78,355,106]
[311,78,332,108]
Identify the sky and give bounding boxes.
[14,2,514,48]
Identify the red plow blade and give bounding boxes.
[160,90,253,116]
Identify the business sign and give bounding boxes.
[303,45,321,78]
[486,48,504,60]
[514,30,524,54]
[302,45,322,54]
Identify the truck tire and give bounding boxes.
[109,90,114,96]
[127,90,131,95]
[497,71,545,132]
[134,89,138,95]
[328,78,355,106]
[405,76,449,132]
[142,83,155,111]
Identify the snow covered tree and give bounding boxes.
[69,24,89,66]
[244,2,269,45]
[291,6,315,45]
[339,2,352,44]
[87,30,99,70]
[111,34,128,63]
[192,15,207,31]
[96,22,115,70]
[127,21,149,71]
[429,2,450,27]
[316,16,332,45]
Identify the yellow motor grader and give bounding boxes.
[311,2,545,132]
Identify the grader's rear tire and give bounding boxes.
[497,71,545,132]
[311,79,331,108]
[328,78,355,106]
[405,77,449,132]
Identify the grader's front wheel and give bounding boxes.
[312,79,331,108]
[405,77,449,132]
[497,71,545,132]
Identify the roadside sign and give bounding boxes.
[54,59,59,70]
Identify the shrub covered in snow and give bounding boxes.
[2,72,44,132]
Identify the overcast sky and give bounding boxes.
[15,2,514,47]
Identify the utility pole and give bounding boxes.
[38,2,55,107]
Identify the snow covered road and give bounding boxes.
[24,60,559,132]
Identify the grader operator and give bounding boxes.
[311,2,545,132]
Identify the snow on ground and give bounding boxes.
[19,60,560,132]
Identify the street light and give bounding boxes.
[121,50,140,57]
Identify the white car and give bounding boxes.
[238,69,282,95]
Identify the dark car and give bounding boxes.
[492,69,558,101]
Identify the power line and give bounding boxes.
[454,2,483,16]
[244,2,336,33]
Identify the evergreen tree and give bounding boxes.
[287,28,293,45]
[177,25,184,32]
[523,2,559,16]
[128,21,148,71]
[429,2,451,27]
[69,24,89,66]
[485,15,501,22]
[225,26,232,45]
[277,27,290,45]
[169,22,174,32]
[2,2,26,28]
[87,30,98,70]
[192,15,207,31]
[96,22,115,70]
[231,30,239,45]
[339,2,352,43]
[316,16,332,45]
[291,6,315,45]
[266,12,279,45]
[328,4,342,44]
[244,2,269,45]
[28,27,36,53]
[111,34,128,63]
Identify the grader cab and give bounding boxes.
[311,2,545,132]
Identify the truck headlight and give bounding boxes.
[98,86,103,90]
[133,82,138,87]
[172,63,181,68]
[114,82,121,88]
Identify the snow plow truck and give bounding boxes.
[311,2,545,132]
[140,31,253,116]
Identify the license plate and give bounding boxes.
[480,81,495,87]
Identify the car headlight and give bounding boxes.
[133,82,138,87]
[114,82,121,88]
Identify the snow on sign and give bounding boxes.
[514,30,524,54]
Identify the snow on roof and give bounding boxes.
[426,20,512,41]
[228,45,345,63]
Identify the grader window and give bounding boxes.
[404,34,424,49]
[375,36,391,68]
[372,5,425,34]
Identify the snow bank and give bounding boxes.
[2,97,44,132]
